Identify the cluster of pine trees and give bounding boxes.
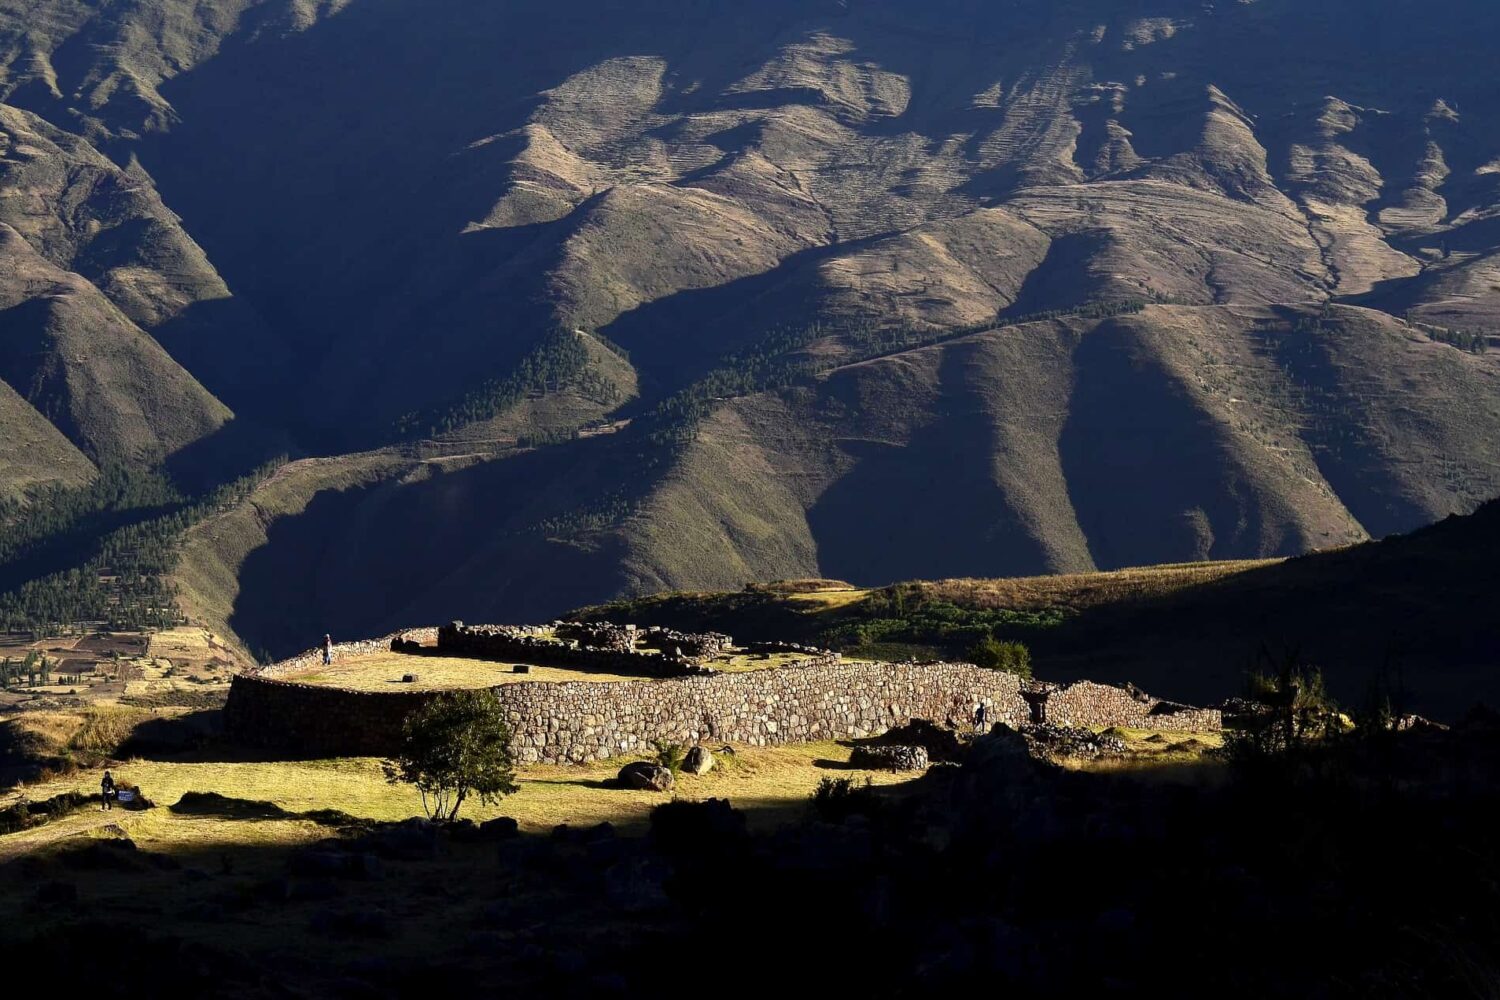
[393,329,613,439]
[0,461,284,637]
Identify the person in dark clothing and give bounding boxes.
[975,702,988,734]
[101,771,115,810]
[322,634,333,665]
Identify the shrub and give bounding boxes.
[968,637,1032,677]
[653,740,687,775]
[810,775,879,821]
[383,691,518,821]
[0,801,31,835]
[1228,646,1341,761]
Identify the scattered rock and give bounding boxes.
[480,816,520,840]
[617,761,675,792]
[682,745,714,775]
[1395,714,1449,733]
[850,744,930,771]
[1021,724,1127,760]
[878,719,966,762]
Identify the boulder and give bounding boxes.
[682,745,714,775]
[617,761,675,792]
[850,744,930,771]
[480,816,520,840]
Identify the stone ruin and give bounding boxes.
[234,621,1225,763]
[553,621,735,659]
[434,621,732,677]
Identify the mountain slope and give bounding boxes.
[572,498,1500,719]
[0,223,232,467]
[0,0,1498,650]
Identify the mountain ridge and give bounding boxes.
[0,0,1497,653]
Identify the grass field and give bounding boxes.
[283,649,817,690]
[0,740,916,862]
[889,561,1282,613]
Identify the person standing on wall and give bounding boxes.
[323,634,334,665]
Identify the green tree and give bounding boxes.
[968,637,1032,678]
[383,691,518,821]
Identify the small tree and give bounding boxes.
[383,691,517,821]
[968,637,1032,678]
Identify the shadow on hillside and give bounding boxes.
[523,777,617,791]
[167,791,364,828]
[118,709,224,759]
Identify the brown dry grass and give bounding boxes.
[285,653,644,690]
[0,740,913,860]
[891,560,1280,612]
[283,648,811,690]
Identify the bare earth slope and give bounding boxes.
[0,0,1498,654]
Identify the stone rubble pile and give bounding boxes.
[437,622,716,678]
[1020,723,1128,760]
[850,744,931,771]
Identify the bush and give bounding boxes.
[653,740,686,776]
[1228,647,1341,762]
[810,776,879,821]
[968,637,1032,677]
[383,691,518,821]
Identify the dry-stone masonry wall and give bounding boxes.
[226,654,1221,763]
[255,628,440,680]
[437,622,712,677]
[1047,681,1223,732]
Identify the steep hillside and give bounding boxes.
[574,498,1500,720]
[0,0,1498,648]
[0,377,94,505]
[611,303,1498,593]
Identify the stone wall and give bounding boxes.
[1047,681,1223,732]
[436,622,711,677]
[255,628,440,680]
[225,656,1221,764]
